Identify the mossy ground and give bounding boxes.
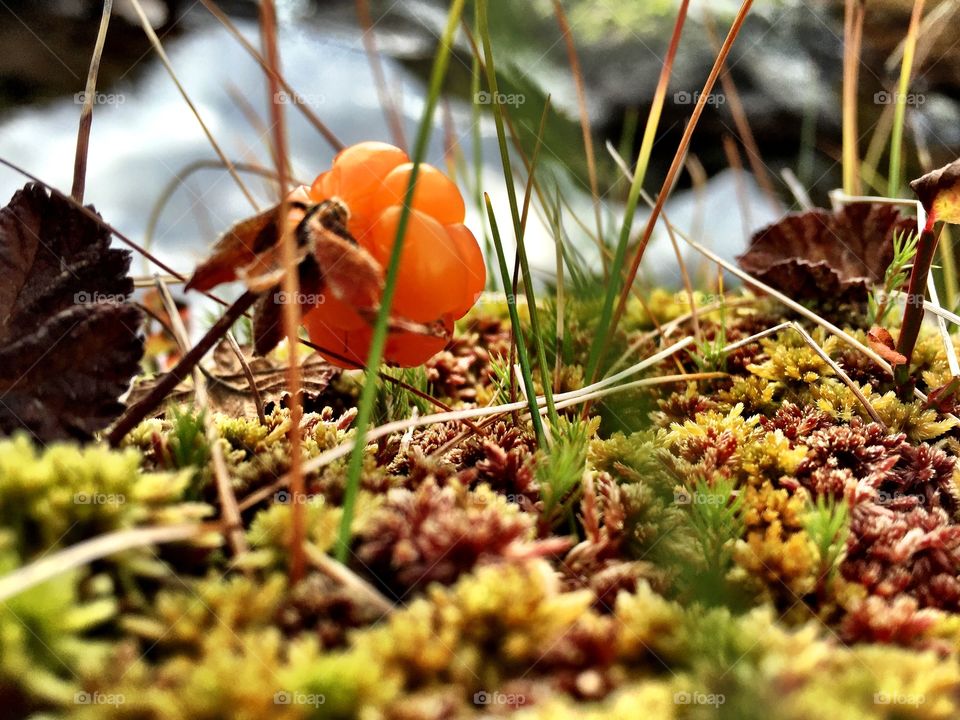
[4,290,960,719]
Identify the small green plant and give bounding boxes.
[691,296,728,372]
[867,228,918,326]
[692,333,728,373]
[488,355,514,407]
[803,493,849,586]
[374,366,430,423]
[167,406,210,494]
[678,476,745,607]
[537,416,593,528]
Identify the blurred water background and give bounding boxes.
[1,0,958,295]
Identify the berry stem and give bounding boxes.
[894,222,942,390]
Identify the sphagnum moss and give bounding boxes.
[7,292,960,718]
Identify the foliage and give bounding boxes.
[867,229,919,326]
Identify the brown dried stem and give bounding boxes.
[72,0,113,202]
[259,0,306,584]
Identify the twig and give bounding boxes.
[156,277,249,559]
[107,291,259,446]
[605,140,701,343]
[789,321,886,429]
[226,332,267,425]
[198,0,343,151]
[703,8,780,211]
[304,543,394,615]
[607,297,758,375]
[0,524,218,603]
[552,0,602,243]
[260,0,306,585]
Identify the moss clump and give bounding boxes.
[0,434,195,558]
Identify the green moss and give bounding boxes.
[6,295,960,719]
[0,434,194,558]
[0,532,115,709]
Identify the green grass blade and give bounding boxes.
[888,0,926,197]
[469,3,493,290]
[584,0,690,381]
[477,0,558,428]
[485,193,547,447]
[335,0,465,562]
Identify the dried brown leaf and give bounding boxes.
[0,183,143,440]
[736,203,914,302]
[185,190,310,293]
[185,193,383,356]
[126,341,340,420]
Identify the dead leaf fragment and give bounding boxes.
[186,192,384,357]
[126,341,341,419]
[867,327,907,368]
